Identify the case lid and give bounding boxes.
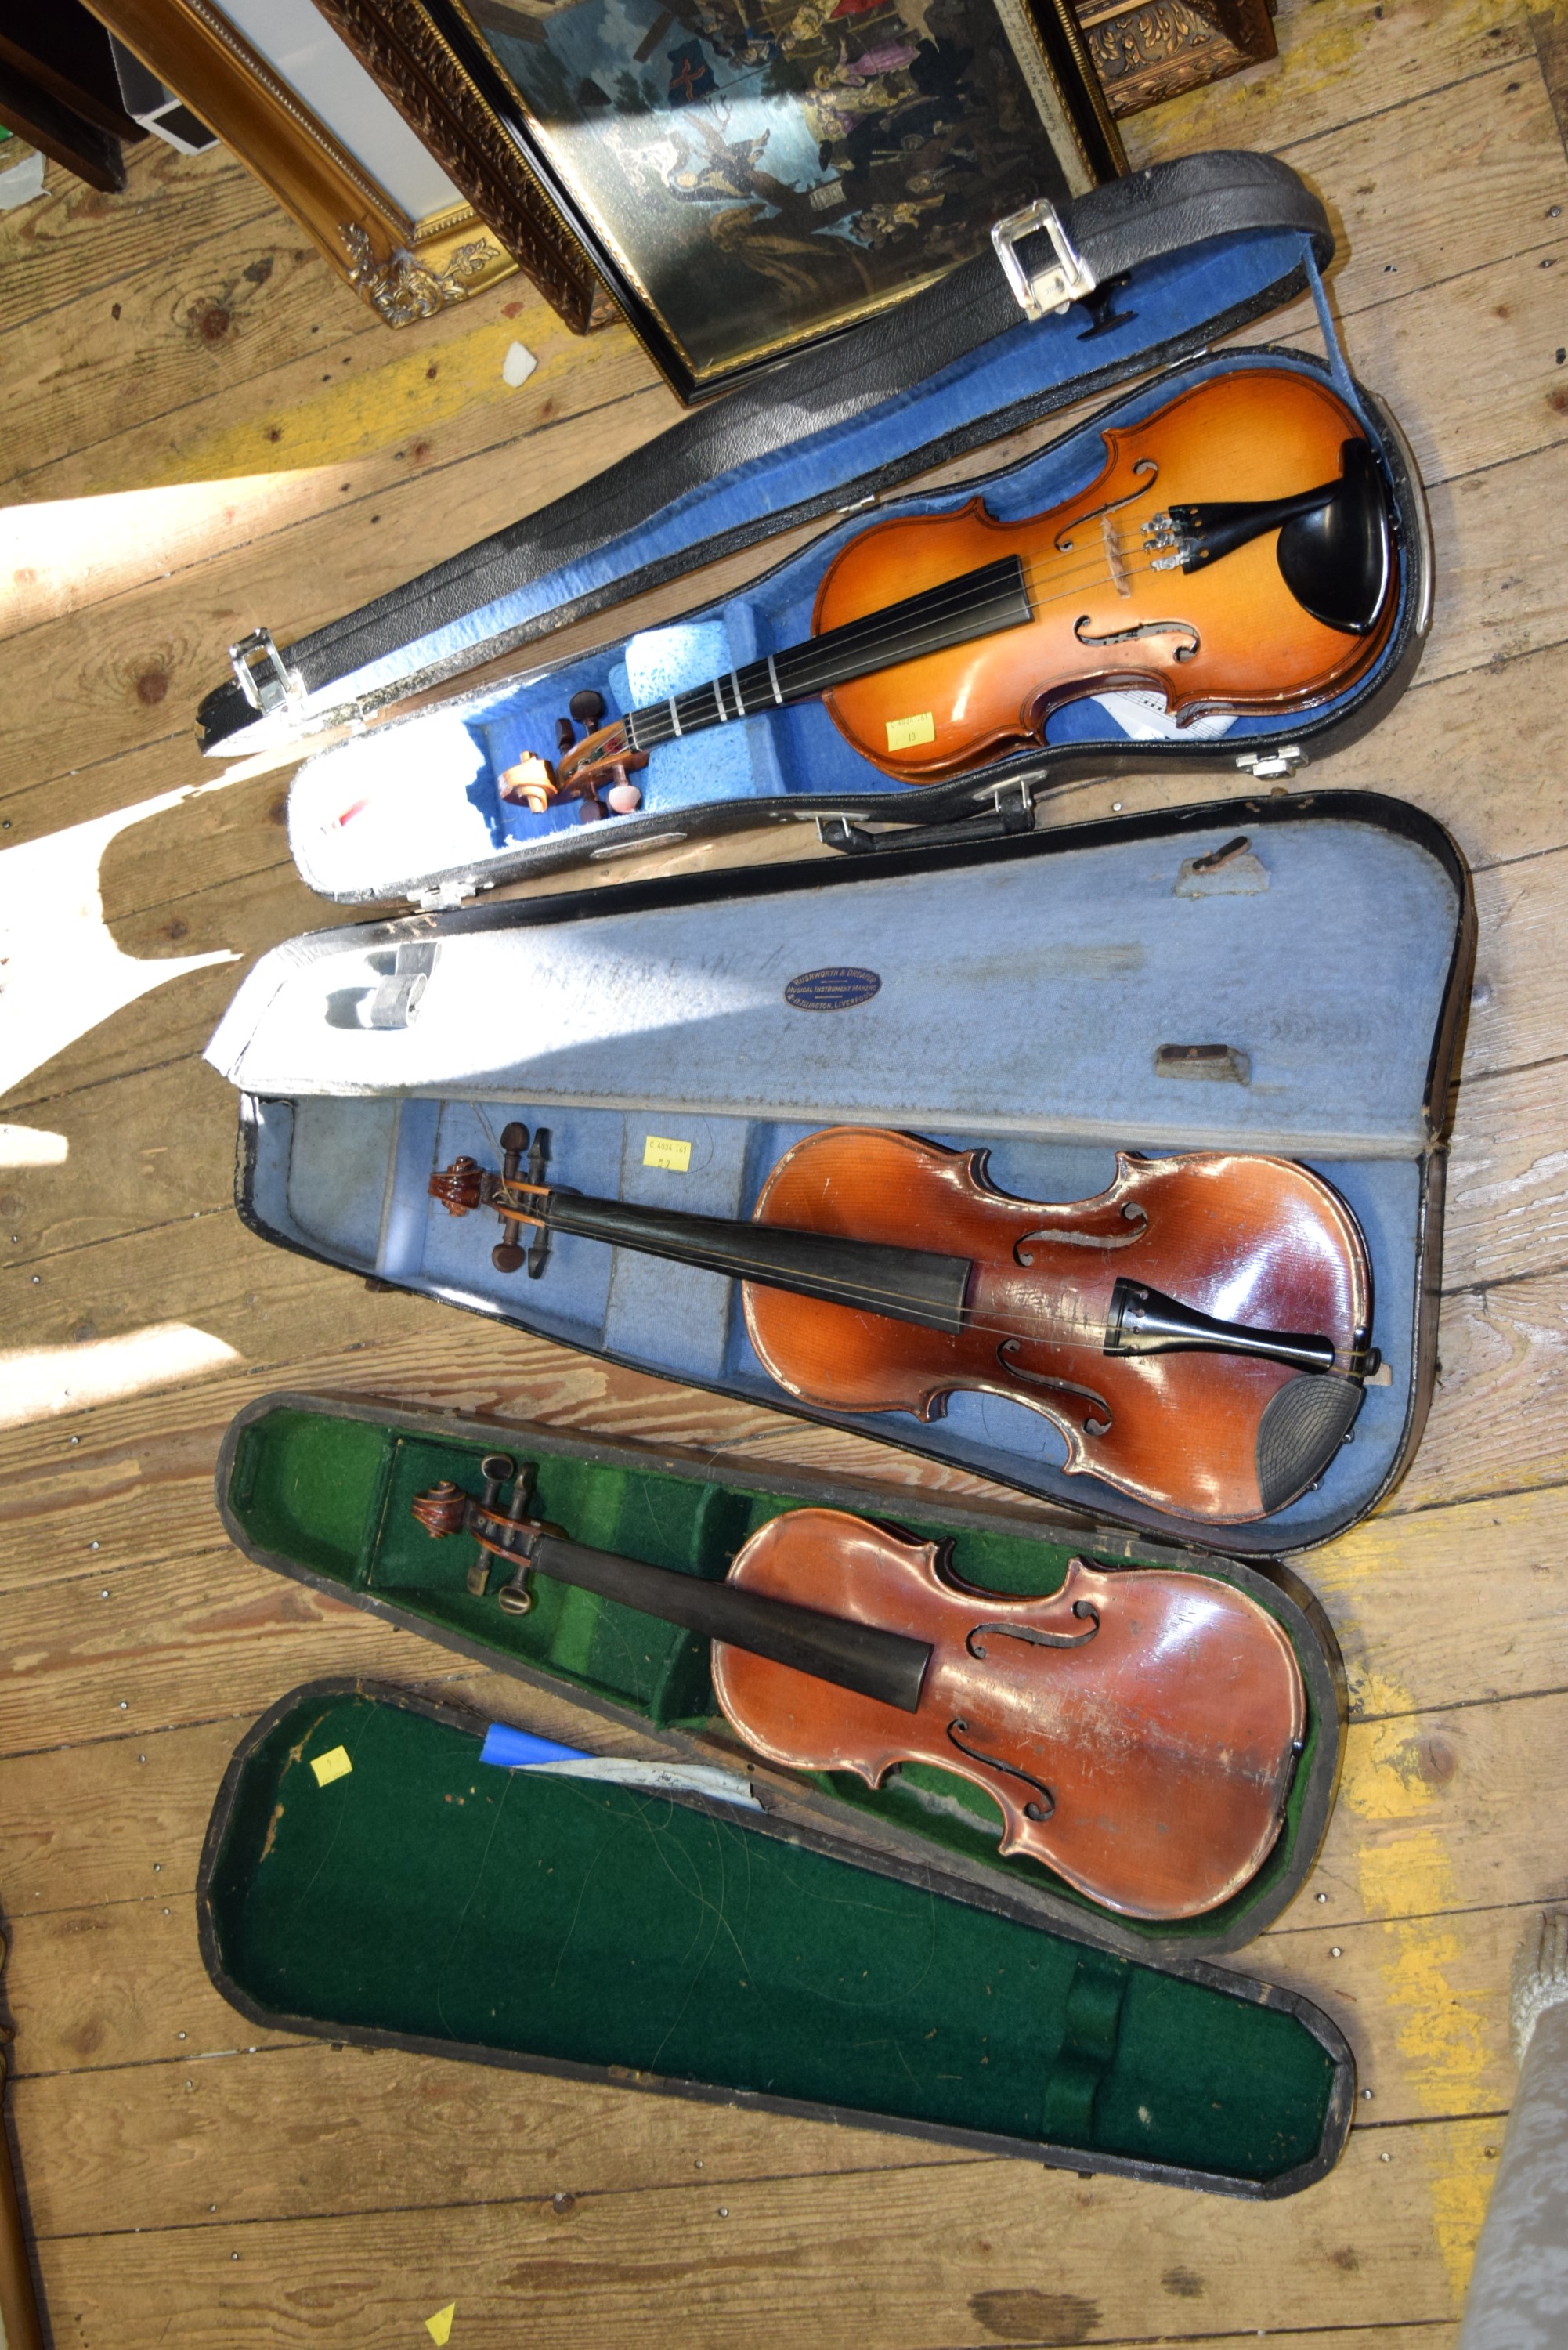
[206,795,1474,1556]
[197,152,1331,762]
[208,796,1462,1162]
[198,1679,1354,2197]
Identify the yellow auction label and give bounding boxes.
[310,1745,353,1788]
[643,1135,692,1172]
[885,712,936,751]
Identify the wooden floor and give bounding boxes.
[2,2,1567,2340]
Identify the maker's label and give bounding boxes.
[643,1134,692,1171]
[886,712,935,751]
[784,967,882,1012]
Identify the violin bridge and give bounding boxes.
[1101,512,1132,598]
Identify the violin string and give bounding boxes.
[569,526,1208,761]
[572,548,1201,761]
[468,1181,1342,1363]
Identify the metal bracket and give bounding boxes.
[409,876,479,912]
[228,626,305,718]
[991,199,1097,324]
[817,778,1036,857]
[1234,745,1306,782]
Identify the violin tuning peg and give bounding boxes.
[555,718,576,755]
[500,1123,529,1153]
[569,688,605,725]
[493,1242,526,1274]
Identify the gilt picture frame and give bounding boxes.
[82,0,544,327]
[312,0,1124,400]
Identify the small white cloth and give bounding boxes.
[1093,689,1237,743]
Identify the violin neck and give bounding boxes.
[543,1187,971,1334]
[462,1505,931,1712]
[620,555,1032,755]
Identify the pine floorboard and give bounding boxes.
[2,0,1566,2339]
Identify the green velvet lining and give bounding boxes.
[225,1406,1321,1945]
[208,1689,1336,2183]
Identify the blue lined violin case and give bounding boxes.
[193,150,1435,904]
[206,788,1475,1560]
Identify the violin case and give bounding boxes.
[206,789,1475,1560]
[197,1675,1355,2198]
[193,151,1433,905]
[215,1390,1346,1961]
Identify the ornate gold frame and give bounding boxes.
[306,0,1122,397]
[81,0,551,326]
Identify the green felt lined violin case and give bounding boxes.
[197,1670,1355,2198]
[190,152,1433,904]
[215,1391,1346,1962]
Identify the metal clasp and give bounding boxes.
[991,199,1096,323]
[1234,745,1306,781]
[228,625,305,717]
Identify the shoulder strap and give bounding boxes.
[200,152,1331,755]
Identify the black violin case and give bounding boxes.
[193,150,1433,906]
[197,1671,1355,2199]
[205,789,1475,1562]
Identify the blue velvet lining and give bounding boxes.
[289,324,1407,897]
[232,807,1460,1552]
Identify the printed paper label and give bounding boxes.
[885,712,936,750]
[310,1745,353,1788]
[643,1135,692,1172]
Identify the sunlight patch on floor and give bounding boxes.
[0,1320,240,1429]
[2,472,322,634]
[0,1124,67,1167]
[0,787,237,1099]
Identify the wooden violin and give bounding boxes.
[557,367,1394,794]
[411,1468,1306,1920]
[428,1125,1379,1524]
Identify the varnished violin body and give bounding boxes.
[818,370,1394,780]
[414,1471,1306,1920]
[717,1510,1305,1920]
[745,1130,1375,1523]
[429,1124,1378,1524]
[557,367,1394,796]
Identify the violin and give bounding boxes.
[428,1125,1379,1524]
[411,1466,1306,1921]
[557,367,1393,795]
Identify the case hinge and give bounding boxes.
[991,200,1097,323]
[409,877,479,911]
[229,626,305,718]
[1234,744,1306,782]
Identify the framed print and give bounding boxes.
[82,0,565,326]
[312,0,1124,399]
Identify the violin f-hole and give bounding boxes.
[966,1601,1100,1660]
[996,1343,1113,1437]
[947,1721,1056,1821]
[1073,613,1201,663]
[1014,1202,1147,1265]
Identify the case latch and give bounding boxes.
[229,626,305,717]
[1234,745,1306,781]
[991,200,1097,323]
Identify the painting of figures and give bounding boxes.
[460,0,1117,390]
